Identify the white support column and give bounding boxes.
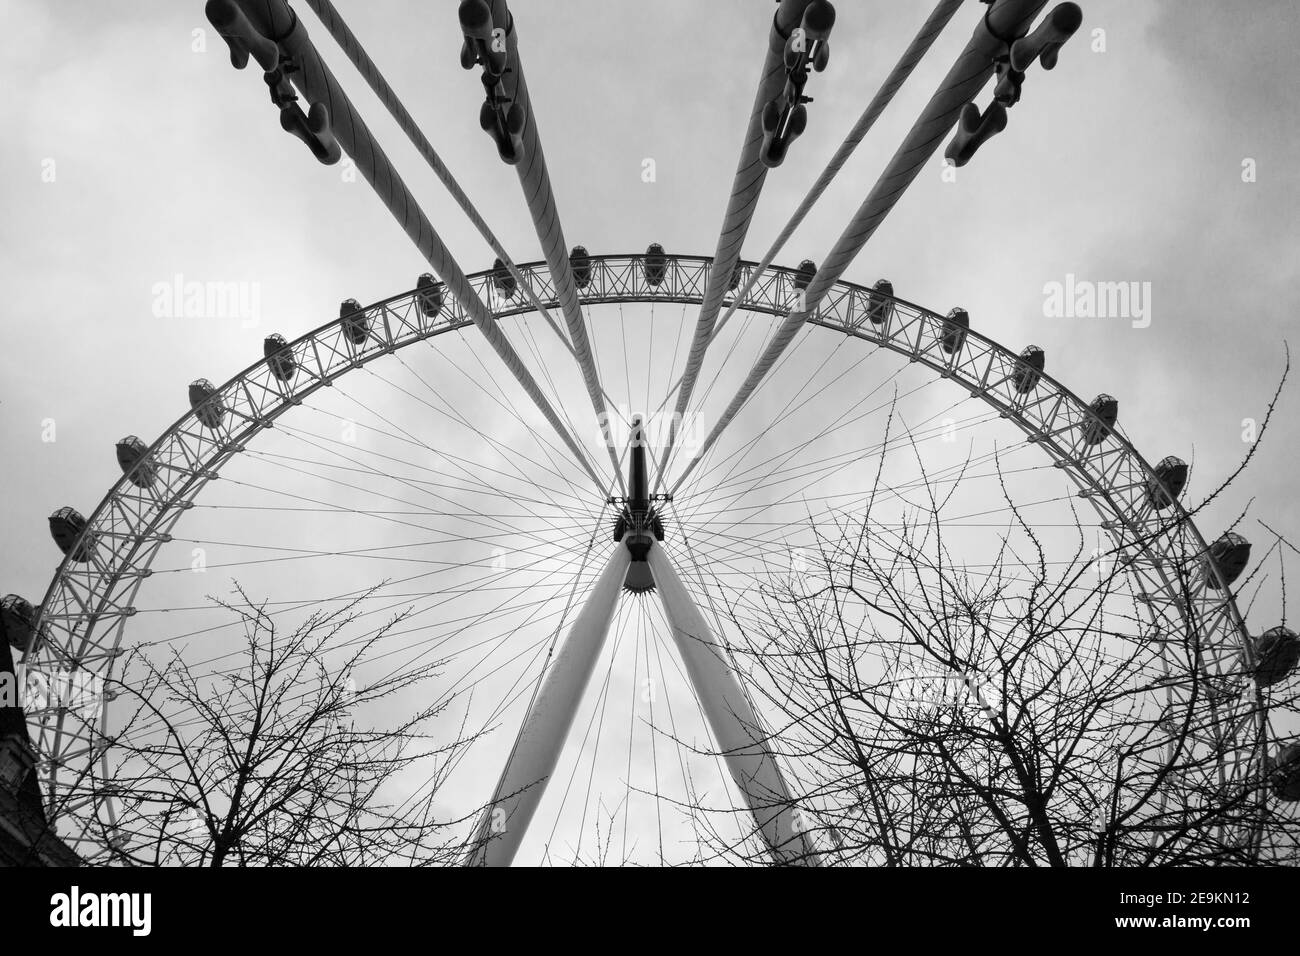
[646,545,816,864]
[467,547,630,867]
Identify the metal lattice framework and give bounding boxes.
[24,252,1260,851]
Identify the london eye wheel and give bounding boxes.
[6,0,1297,866]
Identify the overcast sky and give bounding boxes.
[3,0,1297,608]
[2,0,1297,860]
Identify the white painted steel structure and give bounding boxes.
[22,253,1262,862]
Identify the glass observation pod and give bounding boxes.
[1146,455,1189,510]
[941,307,970,356]
[491,258,517,299]
[1271,743,1300,802]
[1253,626,1300,687]
[1013,345,1046,394]
[1204,531,1251,589]
[793,259,817,292]
[0,594,39,652]
[339,298,369,345]
[48,506,93,562]
[569,246,592,289]
[115,436,156,489]
[643,243,668,287]
[416,273,444,319]
[865,278,894,325]
[264,334,296,383]
[188,378,226,430]
[1082,393,1118,446]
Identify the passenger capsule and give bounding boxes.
[1252,626,1299,687]
[416,273,443,318]
[189,379,226,430]
[727,263,744,293]
[1012,345,1045,394]
[1145,455,1188,510]
[570,246,592,289]
[1,594,37,652]
[491,257,517,299]
[116,436,156,488]
[340,298,368,345]
[49,506,94,562]
[1204,531,1250,589]
[264,334,296,382]
[643,243,668,287]
[793,259,817,292]
[1082,393,1118,446]
[941,307,969,355]
[865,279,894,325]
[1270,742,1300,801]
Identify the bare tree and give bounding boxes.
[710,375,1299,867]
[76,585,482,866]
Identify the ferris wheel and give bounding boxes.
[5,0,1297,866]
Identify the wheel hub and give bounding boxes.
[609,415,669,593]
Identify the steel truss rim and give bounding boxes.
[24,251,1262,855]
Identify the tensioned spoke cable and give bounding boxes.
[643,603,707,859]
[156,534,594,672]
[683,425,1071,536]
[300,373,588,507]
[683,460,1065,542]
[672,465,1076,603]
[271,385,595,535]
[212,444,585,552]
[674,398,993,533]
[682,411,993,520]
[248,431,568,540]
[541,597,635,864]
[395,342,597,513]
[620,612,642,861]
[669,345,913,523]
[667,328,869,492]
[671,354,996,523]
[124,541,602,745]
[664,308,872,487]
[338,361,594,509]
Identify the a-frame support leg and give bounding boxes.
[467,547,630,866]
[646,544,816,864]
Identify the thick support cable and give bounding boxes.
[672,0,1049,496]
[709,0,968,359]
[302,0,627,495]
[655,0,966,488]
[658,0,816,480]
[301,0,571,354]
[483,0,626,491]
[232,0,604,491]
